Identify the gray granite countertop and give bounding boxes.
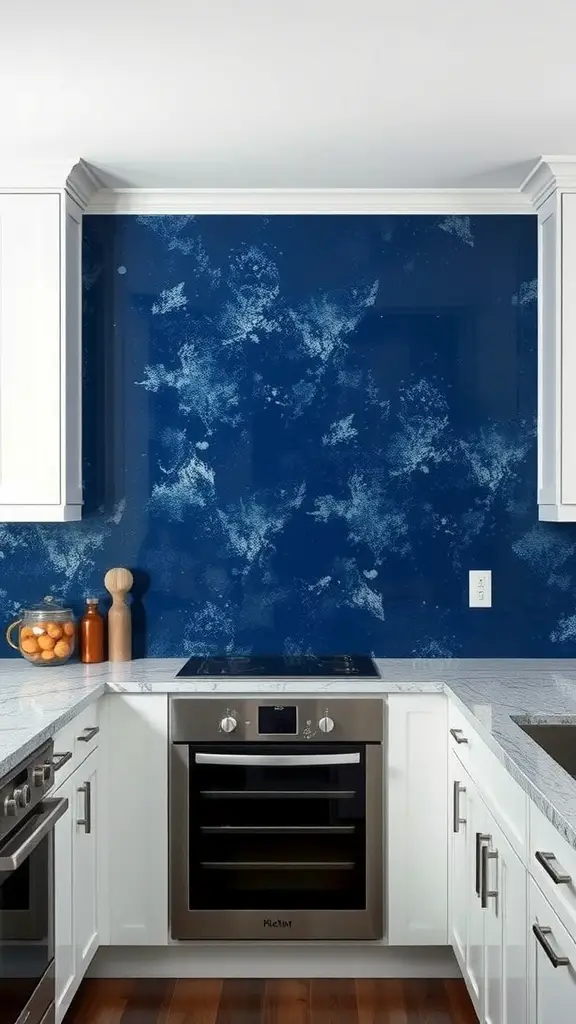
[2,657,576,852]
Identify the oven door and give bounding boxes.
[0,799,67,1024]
[170,743,382,940]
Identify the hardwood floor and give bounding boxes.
[66,978,478,1023]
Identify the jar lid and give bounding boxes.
[25,596,73,621]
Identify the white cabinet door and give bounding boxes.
[466,779,486,1017]
[449,749,470,971]
[54,771,76,1023]
[54,747,100,1024]
[0,192,82,521]
[104,695,168,944]
[528,877,576,1024]
[483,818,527,1024]
[74,748,99,974]
[387,694,448,945]
[538,189,576,521]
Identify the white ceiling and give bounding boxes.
[2,0,575,189]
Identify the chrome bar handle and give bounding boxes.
[475,833,490,895]
[450,728,469,745]
[53,751,73,772]
[533,924,570,968]
[77,780,92,834]
[536,851,572,885]
[481,843,498,908]
[0,798,69,872]
[195,752,360,766]
[78,726,99,742]
[453,781,466,833]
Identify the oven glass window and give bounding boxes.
[188,743,367,911]
[0,827,52,1024]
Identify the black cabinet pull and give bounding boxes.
[450,728,469,745]
[475,833,490,895]
[480,843,498,909]
[78,726,99,743]
[53,751,73,772]
[536,851,572,885]
[533,924,570,968]
[78,780,92,834]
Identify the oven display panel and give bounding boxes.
[258,705,298,734]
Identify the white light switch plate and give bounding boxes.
[469,570,492,608]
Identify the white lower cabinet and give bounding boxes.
[449,752,527,1023]
[103,694,168,945]
[54,770,76,1020]
[482,815,527,1024]
[528,877,576,1024]
[54,748,99,1023]
[387,694,448,944]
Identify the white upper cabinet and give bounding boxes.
[0,161,99,521]
[526,159,576,520]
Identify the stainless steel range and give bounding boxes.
[0,741,69,1024]
[169,692,384,941]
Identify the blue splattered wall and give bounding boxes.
[2,212,576,658]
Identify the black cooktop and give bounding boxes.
[176,655,379,678]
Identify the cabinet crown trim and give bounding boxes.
[521,157,576,209]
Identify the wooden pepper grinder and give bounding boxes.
[104,567,134,662]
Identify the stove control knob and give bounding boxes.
[14,785,31,808]
[34,763,52,787]
[4,793,19,817]
[220,716,238,734]
[318,716,335,734]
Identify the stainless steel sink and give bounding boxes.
[516,722,576,778]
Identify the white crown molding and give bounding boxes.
[521,156,576,208]
[85,186,534,215]
[66,159,105,210]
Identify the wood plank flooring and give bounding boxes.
[66,978,478,1023]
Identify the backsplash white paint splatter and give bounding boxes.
[151,282,187,315]
[438,215,475,247]
[322,414,358,446]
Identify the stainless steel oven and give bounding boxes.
[170,698,383,941]
[0,741,68,1024]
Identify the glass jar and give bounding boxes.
[6,596,76,666]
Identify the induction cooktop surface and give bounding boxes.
[176,655,379,678]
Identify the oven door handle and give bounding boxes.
[194,752,361,766]
[0,797,69,873]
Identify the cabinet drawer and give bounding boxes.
[529,875,576,1020]
[448,702,473,766]
[530,800,576,944]
[472,734,528,863]
[53,702,100,787]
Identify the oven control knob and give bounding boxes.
[219,715,238,734]
[34,763,52,787]
[318,716,335,734]
[14,785,31,808]
[4,793,19,817]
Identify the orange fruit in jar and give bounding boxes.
[54,640,70,659]
[21,637,39,655]
[46,622,63,640]
[37,634,55,651]
[41,649,56,661]
[32,623,47,636]
[63,621,75,636]
[20,626,34,640]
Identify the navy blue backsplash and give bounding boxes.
[3,212,576,658]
